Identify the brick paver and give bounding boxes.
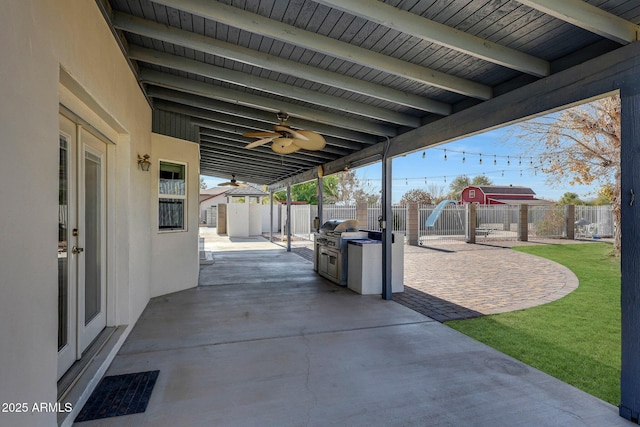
[283,237,581,323]
[398,241,579,322]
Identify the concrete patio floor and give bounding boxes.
[76,232,629,426]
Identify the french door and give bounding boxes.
[58,114,107,380]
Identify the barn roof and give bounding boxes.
[476,185,536,195]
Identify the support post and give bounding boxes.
[465,203,476,244]
[286,184,292,252]
[565,204,575,240]
[619,85,640,423]
[217,203,227,235]
[381,155,392,300]
[407,202,419,246]
[269,190,274,242]
[317,177,323,232]
[518,204,528,242]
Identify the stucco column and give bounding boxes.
[465,203,476,244]
[517,204,528,241]
[217,203,227,235]
[565,204,575,240]
[407,202,419,246]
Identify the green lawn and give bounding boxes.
[446,243,621,405]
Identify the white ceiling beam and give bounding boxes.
[113,12,451,115]
[149,0,492,99]
[130,46,420,128]
[315,0,549,77]
[517,0,640,45]
[139,69,398,136]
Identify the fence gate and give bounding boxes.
[419,204,467,243]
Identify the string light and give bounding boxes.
[444,149,447,161]
[501,170,504,177]
[507,156,511,166]
[519,157,522,166]
[462,151,466,163]
[494,155,497,166]
[422,151,426,159]
[479,153,482,165]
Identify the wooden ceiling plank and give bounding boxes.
[130,45,421,127]
[315,0,550,77]
[139,68,398,136]
[517,0,640,44]
[113,11,451,114]
[147,0,492,99]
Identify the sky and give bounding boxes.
[201,123,599,203]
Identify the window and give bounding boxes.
[469,189,476,198]
[159,161,186,231]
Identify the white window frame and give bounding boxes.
[469,189,476,198]
[158,160,187,232]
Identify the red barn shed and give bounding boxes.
[460,185,551,205]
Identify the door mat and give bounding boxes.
[75,370,159,422]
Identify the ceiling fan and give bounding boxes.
[242,111,326,154]
[219,174,247,187]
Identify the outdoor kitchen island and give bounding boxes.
[313,219,404,295]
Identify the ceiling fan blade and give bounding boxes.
[291,130,326,151]
[271,138,301,154]
[245,137,275,149]
[273,125,309,141]
[242,131,280,138]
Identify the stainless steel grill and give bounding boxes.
[314,219,368,286]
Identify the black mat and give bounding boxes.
[75,370,159,422]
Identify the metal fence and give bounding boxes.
[367,205,408,234]
[273,202,614,243]
[476,205,519,241]
[418,204,467,243]
[528,205,566,238]
[322,204,357,221]
[574,205,614,238]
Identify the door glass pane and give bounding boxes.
[84,152,101,324]
[58,137,69,351]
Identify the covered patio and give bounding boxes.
[78,234,627,426]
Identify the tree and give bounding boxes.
[446,175,493,200]
[200,177,207,190]
[399,189,433,206]
[557,192,584,205]
[515,95,620,251]
[335,170,380,205]
[274,175,340,204]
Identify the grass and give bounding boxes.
[446,242,621,405]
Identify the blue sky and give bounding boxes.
[202,125,599,203]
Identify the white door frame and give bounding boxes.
[57,115,109,379]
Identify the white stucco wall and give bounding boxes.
[227,203,251,237]
[0,1,162,426]
[150,134,200,297]
[249,204,263,235]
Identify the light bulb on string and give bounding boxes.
[422,151,426,159]
[520,170,523,177]
[501,170,504,177]
[444,176,447,183]
[519,157,522,166]
[479,153,482,165]
[507,156,511,166]
[530,157,533,166]
[494,155,497,166]
[444,149,447,161]
[462,152,465,163]
[405,178,408,185]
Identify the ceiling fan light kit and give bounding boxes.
[242,111,326,154]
